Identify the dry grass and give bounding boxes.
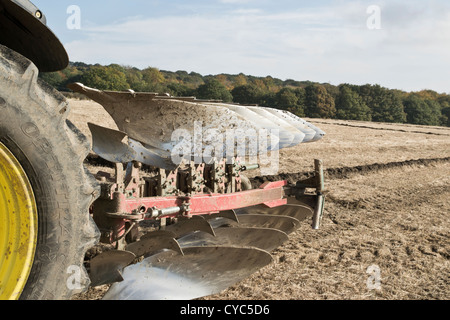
[209,163,449,300]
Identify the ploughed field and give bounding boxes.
[68,99,450,300]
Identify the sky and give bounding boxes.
[33,0,450,93]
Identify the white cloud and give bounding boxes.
[219,0,255,3]
[231,8,262,15]
[65,1,450,93]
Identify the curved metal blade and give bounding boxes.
[88,123,177,170]
[163,216,216,238]
[102,246,273,300]
[262,108,326,142]
[69,83,273,156]
[206,102,302,149]
[89,250,136,287]
[126,237,183,258]
[203,210,240,223]
[178,227,289,252]
[236,214,301,234]
[246,106,312,144]
[68,83,325,163]
[140,230,177,240]
[206,216,239,229]
[235,204,314,223]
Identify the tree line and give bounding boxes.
[40,62,450,127]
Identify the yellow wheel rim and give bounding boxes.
[0,142,37,300]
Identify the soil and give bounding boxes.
[68,98,450,300]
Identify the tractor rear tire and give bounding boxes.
[0,45,99,300]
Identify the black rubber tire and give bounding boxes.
[0,45,100,300]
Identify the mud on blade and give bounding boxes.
[68,83,325,167]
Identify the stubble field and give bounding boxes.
[68,98,450,300]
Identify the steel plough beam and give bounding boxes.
[120,180,288,219]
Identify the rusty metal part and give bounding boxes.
[85,105,326,297]
[102,246,273,300]
[91,158,325,246]
[208,159,227,193]
[157,167,179,196]
[296,159,326,229]
[95,179,287,227]
[312,194,326,230]
[141,181,286,216]
[88,158,326,297]
[185,162,206,194]
[295,159,325,192]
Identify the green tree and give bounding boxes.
[304,84,336,118]
[165,82,193,97]
[196,79,233,102]
[124,67,144,91]
[140,67,166,92]
[259,92,277,109]
[441,106,450,126]
[80,66,129,91]
[231,85,262,105]
[424,99,444,126]
[262,76,281,93]
[274,87,305,117]
[437,95,450,126]
[276,88,298,109]
[233,73,248,87]
[40,71,64,89]
[335,86,372,121]
[403,95,442,126]
[358,84,406,123]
